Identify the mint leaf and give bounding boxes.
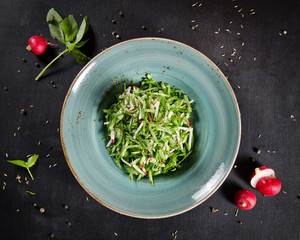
[75,16,89,44]
[75,39,89,48]
[59,15,78,43]
[46,8,63,26]
[72,48,90,64]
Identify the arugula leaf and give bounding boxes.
[26,191,36,195]
[7,155,39,180]
[75,16,89,44]
[59,15,78,43]
[72,48,90,64]
[35,9,91,81]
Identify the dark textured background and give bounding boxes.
[0,0,299,239]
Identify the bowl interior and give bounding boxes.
[61,38,241,218]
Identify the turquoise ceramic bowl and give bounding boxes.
[61,38,241,218]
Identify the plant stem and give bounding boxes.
[27,168,34,180]
[35,48,69,81]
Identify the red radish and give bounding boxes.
[250,166,282,196]
[26,36,54,55]
[256,176,281,196]
[250,166,275,188]
[234,189,257,210]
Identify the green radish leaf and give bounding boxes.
[26,191,36,195]
[7,160,27,168]
[75,16,89,44]
[66,42,76,51]
[48,24,65,44]
[72,49,90,64]
[74,39,89,48]
[46,8,63,26]
[59,15,78,43]
[27,155,39,168]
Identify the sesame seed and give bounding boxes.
[257,134,262,138]
[234,5,238,8]
[46,154,50,158]
[5,153,8,158]
[250,11,256,15]
[16,209,20,212]
[283,30,287,35]
[234,165,237,168]
[215,31,219,34]
[45,120,49,125]
[192,2,198,7]
[250,9,255,12]
[237,85,241,89]
[221,54,225,57]
[229,21,233,24]
[29,105,34,108]
[238,8,243,13]
[279,32,283,36]
[67,221,72,226]
[40,208,45,213]
[17,126,21,131]
[34,63,40,68]
[241,13,245,18]
[272,151,276,153]
[238,56,242,59]
[38,141,41,146]
[86,196,89,201]
[3,86,8,91]
[3,185,5,190]
[142,25,146,30]
[267,150,271,153]
[114,232,118,236]
[4,173,7,177]
[237,32,241,35]
[13,133,16,137]
[238,220,243,224]
[17,69,21,73]
[64,204,69,210]
[224,62,228,66]
[241,42,245,46]
[20,109,26,115]
[112,31,117,35]
[253,57,256,61]
[211,207,219,213]
[226,29,231,33]
[224,212,228,215]
[198,3,202,7]
[79,13,83,17]
[191,20,195,23]
[53,163,58,167]
[57,128,60,132]
[33,202,37,207]
[118,11,124,17]
[111,19,117,24]
[49,165,52,168]
[116,35,120,39]
[240,25,244,28]
[50,233,55,239]
[220,45,224,48]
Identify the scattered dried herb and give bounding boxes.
[26,191,36,195]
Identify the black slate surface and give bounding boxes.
[0,0,299,239]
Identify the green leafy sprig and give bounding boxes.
[7,155,39,180]
[35,8,90,80]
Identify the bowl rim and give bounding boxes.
[60,37,241,219]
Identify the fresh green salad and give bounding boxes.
[103,74,194,185]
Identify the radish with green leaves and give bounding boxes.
[35,8,90,80]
